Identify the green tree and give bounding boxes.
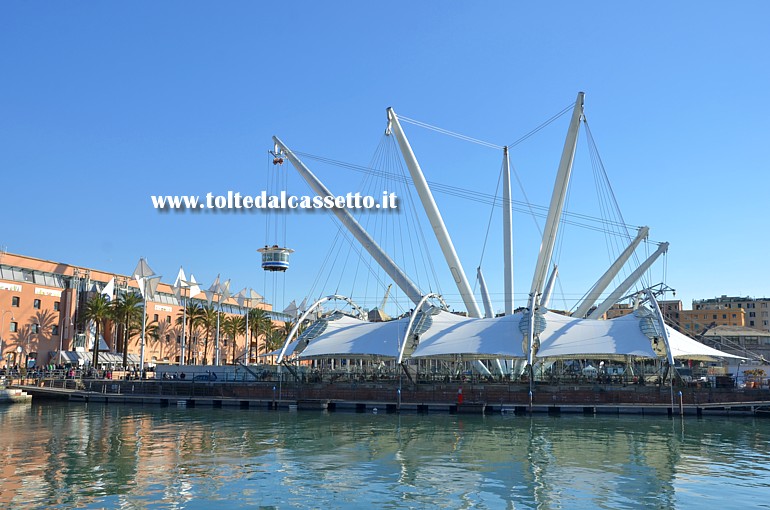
[222,314,245,364]
[111,292,143,368]
[81,294,111,369]
[247,308,272,362]
[263,325,283,356]
[176,301,204,364]
[199,303,218,365]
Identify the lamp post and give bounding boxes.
[133,258,160,371]
[206,276,230,367]
[173,269,200,366]
[32,317,40,369]
[1,311,14,369]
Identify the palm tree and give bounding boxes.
[247,308,272,363]
[222,314,244,364]
[111,292,143,368]
[262,325,284,359]
[199,303,218,365]
[176,302,204,364]
[81,294,111,369]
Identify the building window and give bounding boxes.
[153,314,159,322]
[166,316,171,324]
[712,314,717,320]
[750,312,756,318]
[722,314,727,319]
[165,334,170,343]
[54,301,60,311]
[732,314,737,319]
[52,325,59,335]
[685,324,691,329]
[9,322,17,333]
[11,296,19,307]
[750,321,755,327]
[34,299,41,309]
[31,323,40,334]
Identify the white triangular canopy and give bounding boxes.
[283,300,298,317]
[187,274,201,299]
[146,275,162,300]
[133,258,154,280]
[173,266,187,289]
[235,288,248,308]
[101,277,115,301]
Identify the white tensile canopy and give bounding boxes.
[410,311,525,359]
[298,315,410,359]
[665,325,744,360]
[536,312,659,360]
[288,307,742,362]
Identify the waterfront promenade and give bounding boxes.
[10,374,770,417]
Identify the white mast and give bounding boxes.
[273,136,424,306]
[645,288,675,367]
[588,242,669,320]
[528,92,584,302]
[525,92,584,367]
[572,226,649,318]
[477,267,495,319]
[502,146,514,315]
[387,108,482,319]
[540,265,559,309]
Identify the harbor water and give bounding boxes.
[1,402,769,509]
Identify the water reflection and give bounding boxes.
[1,403,769,509]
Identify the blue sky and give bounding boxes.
[1,1,769,317]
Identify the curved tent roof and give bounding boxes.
[408,308,741,362]
[411,311,526,359]
[298,315,409,359]
[666,325,743,361]
[285,305,741,363]
[537,312,658,360]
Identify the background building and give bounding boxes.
[699,325,770,360]
[0,251,289,368]
[693,295,770,331]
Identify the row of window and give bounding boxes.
[694,302,769,310]
[153,314,172,324]
[5,322,60,335]
[686,313,739,320]
[7,292,289,322]
[8,296,61,310]
[0,265,67,288]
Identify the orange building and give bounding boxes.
[604,303,634,319]
[0,251,288,368]
[678,308,746,334]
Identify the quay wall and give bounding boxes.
[16,377,770,411]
